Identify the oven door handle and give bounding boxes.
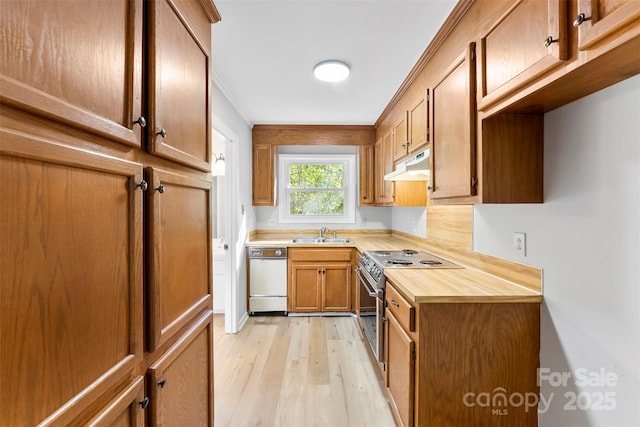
[355,268,381,298]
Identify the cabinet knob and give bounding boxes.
[427,185,433,191]
[139,397,150,409]
[136,180,148,191]
[133,116,147,128]
[157,379,167,388]
[543,36,558,47]
[155,184,165,193]
[573,13,590,27]
[390,298,399,308]
[157,128,167,138]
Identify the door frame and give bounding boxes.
[212,115,240,334]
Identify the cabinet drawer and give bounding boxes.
[289,248,351,262]
[386,285,415,333]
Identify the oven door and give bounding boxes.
[355,267,384,364]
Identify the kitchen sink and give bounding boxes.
[290,237,352,244]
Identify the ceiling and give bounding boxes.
[210,1,457,126]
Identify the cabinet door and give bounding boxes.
[252,143,275,206]
[374,137,385,205]
[478,0,568,109]
[148,0,211,171]
[385,310,415,427]
[382,130,396,204]
[408,91,429,154]
[430,44,476,200]
[359,145,375,205]
[149,311,214,427]
[0,0,143,147]
[289,263,322,312]
[322,263,351,312]
[147,168,212,351]
[0,131,143,426]
[575,0,640,50]
[86,377,146,427]
[392,113,409,161]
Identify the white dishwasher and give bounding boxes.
[248,247,288,315]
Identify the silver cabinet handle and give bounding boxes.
[157,128,167,138]
[544,36,558,47]
[133,116,146,127]
[573,13,590,27]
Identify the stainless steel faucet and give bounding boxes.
[319,226,328,237]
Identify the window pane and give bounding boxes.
[289,191,344,215]
[289,164,344,188]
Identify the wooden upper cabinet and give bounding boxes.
[374,136,385,205]
[574,0,640,50]
[374,133,397,206]
[0,0,144,147]
[148,0,212,171]
[478,0,568,110]
[382,131,396,204]
[149,311,214,427]
[0,131,143,426]
[252,143,276,206]
[408,90,429,155]
[147,167,212,351]
[430,44,477,201]
[392,113,409,161]
[359,145,375,205]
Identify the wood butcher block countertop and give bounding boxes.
[247,231,542,304]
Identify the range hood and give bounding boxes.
[384,148,430,181]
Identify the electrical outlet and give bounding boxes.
[411,221,416,232]
[362,216,367,226]
[268,217,275,226]
[513,232,526,256]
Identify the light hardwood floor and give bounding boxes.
[213,314,396,427]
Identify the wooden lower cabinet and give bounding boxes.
[385,309,415,427]
[288,248,352,313]
[149,311,214,426]
[384,283,540,426]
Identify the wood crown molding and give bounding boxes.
[252,124,376,146]
[200,0,222,23]
[374,0,476,128]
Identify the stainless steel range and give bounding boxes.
[355,249,461,368]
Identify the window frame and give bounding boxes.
[278,154,356,224]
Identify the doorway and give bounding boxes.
[211,117,240,334]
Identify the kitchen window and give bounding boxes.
[278,154,356,223]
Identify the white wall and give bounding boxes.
[254,205,391,231]
[392,206,427,238]
[474,75,640,426]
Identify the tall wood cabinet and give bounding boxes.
[0,0,220,425]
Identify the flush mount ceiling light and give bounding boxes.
[313,60,350,82]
